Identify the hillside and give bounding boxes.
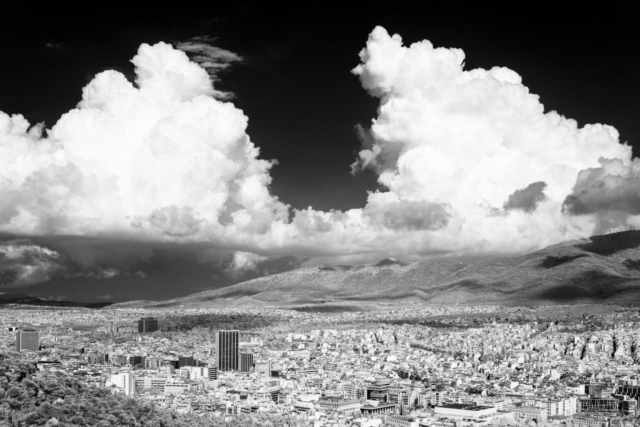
[111,231,640,309]
[0,293,113,309]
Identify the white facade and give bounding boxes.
[110,372,134,396]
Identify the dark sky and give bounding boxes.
[0,2,638,302]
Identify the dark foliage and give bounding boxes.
[161,313,280,332]
[291,304,364,313]
[577,231,640,256]
[540,254,589,268]
[624,259,640,270]
[535,270,637,302]
[0,293,112,309]
[0,358,307,426]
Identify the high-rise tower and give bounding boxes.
[16,329,39,352]
[137,317,158,333]
[240,352,254,372]
[216,330,239,371]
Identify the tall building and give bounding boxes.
[178,356,195,368]
[217,330,239,371]
[16,329,39,352]
[207,366,218,380]
[255,361,272,375]
[240,352,254,372]
[110,372,134,396]
[129,355,145,367]
[137,317,158,333]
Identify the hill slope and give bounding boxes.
[0,293,112,308]
[112,231,640,308]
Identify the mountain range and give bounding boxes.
[0,293,112,308]
[111,230,640,309]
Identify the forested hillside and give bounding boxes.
[0,358,307,427]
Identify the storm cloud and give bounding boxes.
[503,182,548,213]
[563,158,640,226]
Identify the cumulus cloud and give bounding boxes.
[223,251,268,278]
[0,240,65,287]
[0,42,288,247]
[563,158,640,216]
[364,198,450,231]
[342,26,633,257]
[1,29,638,271]
[96,294,112,300]
[562,158,640,231]
[503,182,548,213]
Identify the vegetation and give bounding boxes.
[623,259,640,270]
[540,254,588,268]
[577,230,640,256]
[0,358,308,426]
[160,313,282,332]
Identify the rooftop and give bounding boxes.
[436,403,494,411]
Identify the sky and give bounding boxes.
[0,2,639,302]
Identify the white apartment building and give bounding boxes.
[110,372,134,396]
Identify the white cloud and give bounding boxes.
[224,251,268,278]
[0,42,289,247]
[96,294,112,300]
[0,30,637,269]
[176,36,241,99]
[339,26,633,258]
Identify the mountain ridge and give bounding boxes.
[111,231,640,309]
[0,293,113,309]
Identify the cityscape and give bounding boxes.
[3,304,640,426]
[1,3,639,427]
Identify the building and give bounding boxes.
[217,330,239,371]
[129,355,145,367]
[144,357,163,370]
[613,395,637,416]
[207,366,218,380]
[314,397,361,414]
[110,372,134,396]
[240,352,254,372]
[434,403,497,421]
[541,398,577,417]
[386,416,420,427]
[178,356,195,368]
[585,384,604,398]
[255,361,271,375]
[511,407,547,423]
[134,375,167,393]
[16,329,39,352]
[137,317,158,333]
[616,385,640,401]
[164,382,189,395]
[578,397,625,415]
[360,403,397,416]
[366,379,390,402]
[185,366,217,381]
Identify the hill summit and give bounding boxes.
[113,231,640,309]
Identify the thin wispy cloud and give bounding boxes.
[175,36,241,99]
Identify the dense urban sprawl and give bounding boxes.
[2,304,640,427]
